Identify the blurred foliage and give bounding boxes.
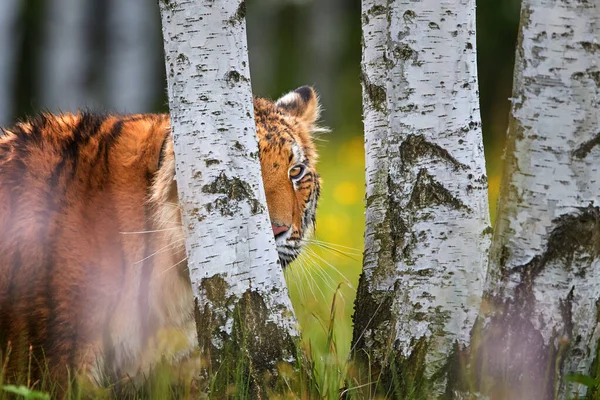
[7,0,521,389]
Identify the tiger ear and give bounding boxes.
[275,86,320,128]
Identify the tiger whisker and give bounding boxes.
[153,200,182,208]
[307,242,360,260]
[120,227,181,235]
[307,238,362,251]
[302,252,347,303]
[306,239,362,253]
[297,257,321,300]
[160,256,188,275]
[302,250,340,291]
[293,257,309,301]
[146,215,183,225]
[305,247,353,289]
[286,261,306,300]
[301,253,336,300]
[132,238,185,265]
[295,254,326,300]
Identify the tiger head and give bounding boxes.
[154,86,322,268]
[255,86,322,266]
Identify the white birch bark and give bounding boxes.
[105,0,159,113]
[0,0,21,126]
[477,2,600,399]
[352,0,490,396]
[40,0,95,112]
[158,0,297,395]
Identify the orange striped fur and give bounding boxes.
[0,87,321,388]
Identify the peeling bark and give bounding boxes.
[352,0,490,397]
[475,2,600,399]
[158,0,298,396]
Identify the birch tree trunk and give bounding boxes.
[105,0,159,113]
[158,1,298,397]
[352,0,491,397]
[40,0,96,112]
[0,0,21,126]
[474,2,600,399]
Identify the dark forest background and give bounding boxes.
[0,0,520,366]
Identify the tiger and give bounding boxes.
[0,86,322,390]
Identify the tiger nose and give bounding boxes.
[272,224,290,237]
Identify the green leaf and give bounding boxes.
[2,385,50,400]
[566,373,599,389]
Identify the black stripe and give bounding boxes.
[22,114,47,145]
[96,120,125,176]
[67,113,107,180]
[298,174,313,184]
[42,114,106,370]
[157,134,170,170]
[46,114,107,188]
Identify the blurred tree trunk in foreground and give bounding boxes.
[352,0,490,397]
[0,0,21,126]
[307,0,343,124]
[106,0,159,113]
[158,0,298,397]
[473,1,600,399]
[40,0,96,112]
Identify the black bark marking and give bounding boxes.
[403,10,416,22]
[510,205,600,289]
[394,44,418,63]
[227,1,246,25]
[407,168,470,211]
[159,0,177,11]
[232,141,246,152]
[400,134,468,171]
[360,69,386,112]
[176,53,189,65]
[386,176,410,266]
[367,4,386,16]
[572,68,600,87]
[202,172,263,216]
[224,70,249,86]
[474,205,600,399]
[572,131,600,159]
[580,41,600,53]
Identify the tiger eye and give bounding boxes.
[289,164,305,180]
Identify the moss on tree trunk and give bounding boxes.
[195,275,297,397]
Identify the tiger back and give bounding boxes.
[0,86,322,388]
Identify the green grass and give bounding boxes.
[0,136,365,399]
[0,135,505,398]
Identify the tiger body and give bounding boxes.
[0,87,321,387]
